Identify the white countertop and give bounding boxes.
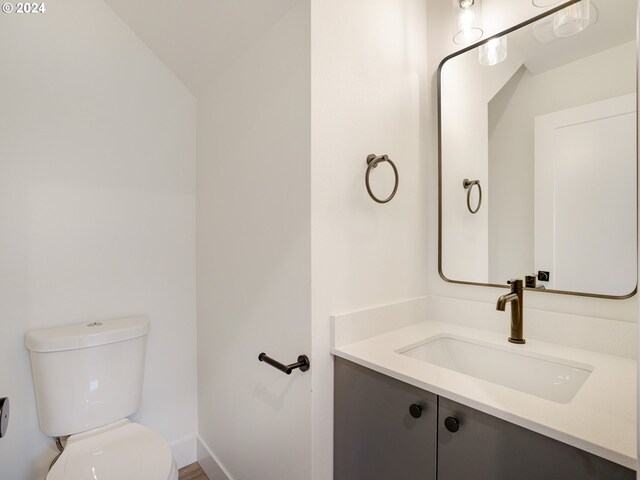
[332,320,637,470]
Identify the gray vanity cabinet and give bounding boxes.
[437,397,634,480]
[335,358,635,480]
[334,357,437,480]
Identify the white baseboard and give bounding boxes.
[170,434,198,469]
[197,436,233,480]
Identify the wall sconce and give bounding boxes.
[452,0,483,45]
[479,37,507,66]
[552,0,590,37]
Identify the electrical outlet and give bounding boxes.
[537,271,550,282]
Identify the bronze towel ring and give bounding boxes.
[463,178,482,214]
[366,154,399,204]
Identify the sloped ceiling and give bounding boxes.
[103,0,299,95]
[514,0,636,74]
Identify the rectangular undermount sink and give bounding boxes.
[397,334,593,403]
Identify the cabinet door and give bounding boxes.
[334,357,437,480]
[438,397,635,480]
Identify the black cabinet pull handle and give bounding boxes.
[445,416,460,433]
[259,353,310,375]
[409,404,423,419]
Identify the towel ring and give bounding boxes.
[366,154,399,204]
[463,179,482,214]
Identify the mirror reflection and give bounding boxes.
[439,0,637,298]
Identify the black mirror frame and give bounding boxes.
[437,0,638,300]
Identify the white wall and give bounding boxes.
[0,1,198,479]
[426,0,637,322]
[488,66,534,283]
[489,42,636,285]
[636,6,640,476]
[441,49,523,283]
[441,53,490,283]
[196,2,311,479]
[311,0,429,478]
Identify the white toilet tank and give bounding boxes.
[25,316,150,437]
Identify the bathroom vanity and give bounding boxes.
[331,288,638,479]
[334,356,634,480]
[332,313,637,480]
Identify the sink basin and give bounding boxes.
[397,334,593,403]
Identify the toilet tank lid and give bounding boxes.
[25,316,150,353]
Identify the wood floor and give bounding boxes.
[179,462,209,480]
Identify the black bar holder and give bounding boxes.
[259,352,310,375]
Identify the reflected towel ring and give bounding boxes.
[463,179,482,214]
[366,154,399,204]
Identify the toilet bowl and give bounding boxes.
[25,317,179,480]
[46,420,178,480]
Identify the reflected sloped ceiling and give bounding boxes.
[513,0,636,75]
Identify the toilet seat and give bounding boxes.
[46,419,178,480]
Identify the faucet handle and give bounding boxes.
[507,279,524,291]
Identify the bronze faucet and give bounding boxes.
[496,279,525,344]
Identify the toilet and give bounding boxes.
[25,316,179,480]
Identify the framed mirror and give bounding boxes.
[438,0,637,299]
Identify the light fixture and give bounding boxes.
[532,0,562,6]
[452,0,483,45]
[552,0,591,37]
[479,37,508,66]
[532,2,597,43]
